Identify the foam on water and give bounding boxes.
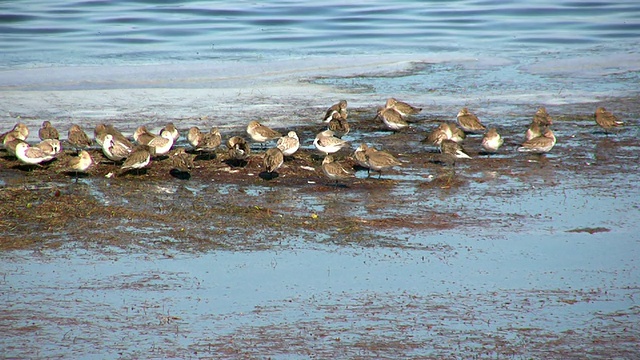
[1,51,639,132]
[1,0,639,130]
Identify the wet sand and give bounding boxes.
[1,100,639,358]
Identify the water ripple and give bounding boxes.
[0,1,638,66]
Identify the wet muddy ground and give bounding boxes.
[1,100,639,358]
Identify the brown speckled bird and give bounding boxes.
[363,145,402,179]
[385,98,422,116]
[481,128,503,155]
[39,121,59,140]
[169,148,195,172]
[322,100,348,123]
[322,155,354,186]
[518,129,556,154]
[247,120,282,146]
[376,106,408,131]
[67,124,92,150]
[595,107,624,134]
[423,123,452,146]
[533,107,553,126]
[160,122,180,142]
[263,147,284,174]
[1,123,29,144]
[227,136,251,162]
[120,145,152,175]
[327,113,350,138]
[95,123,133,148]
[456,107,486,134]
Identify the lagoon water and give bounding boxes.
[2,0,640,65]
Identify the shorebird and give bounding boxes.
[14,123,29,140]
[101,133,132,162]
[15,142,55,165]
[3,136,26,156]
[322,155,354,186]
[353,143,371,171]
[189,127,221,155]
[120,145,152,175]
[276,131,300,157]
[523,107,554,141]
[133,125,156,145]
[313,129,349,155]
[327,113,350,138]
[246,120,282,146]
[322,100,348,123]
[169,148,194,172]
[94,123,133,148]
[363,145,402,179]
[187,126,203,148]
[595,107,624,134]
[35,138,62,156]
[1,123,29,143]
[38,121,59,140]
[226,136,251,162]
[188,127,220,159]
[449,123,466,143]
[63,149,93,181]
[456,107,486,133]
[199,127,222,153]
[481,128,504,155]
[263,147,284,174]
[533,107,553,126]
[440,139,472,166]
[376,106,408,131]
[518,129,556,154]
[422,123,453,146]
[67,124,92,150]
[385,98,422,117]
[160,122,180,142]
[94,124,108,146]
[146,129,174,156]
[524,121,543,142]
[67,149,92,172]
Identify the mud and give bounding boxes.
[1,100,639,358]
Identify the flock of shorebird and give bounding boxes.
[0,99,625,185]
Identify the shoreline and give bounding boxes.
[2,98,639,247]
[2,51,639,130]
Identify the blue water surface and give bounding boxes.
[1,0,639,67]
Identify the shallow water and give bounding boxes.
[3,214,639,357]
[2,0,640,66]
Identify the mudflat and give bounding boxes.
[1,101,639,358]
